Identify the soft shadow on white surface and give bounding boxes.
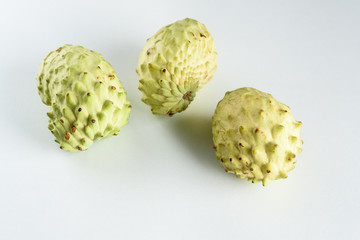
[168,113,226,175]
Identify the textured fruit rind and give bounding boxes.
[37,45,131,152]
[136,18,217,116]
[212,87,303,186]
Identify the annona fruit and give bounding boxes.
[212,87,303,186]
[36,44,131,152]
[136,18,217,116]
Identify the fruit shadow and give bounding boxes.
[169,113,224,174]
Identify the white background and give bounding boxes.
[1,0,359,239]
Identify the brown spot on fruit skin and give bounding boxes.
[60,146,64,149]
[183,91,192,100]
[71,126,76,133]
[111,86,116,90]
[78,147,82,151]
[220,158,224,162]
[200,33,206,38]
[229,158,232,162]
[78,108,82,112]
[108,75,115,80]
[84,72,88,74]
[250,168,254,171]
[91,119,96,123]
[146,50,151,55]
[239,143,244,147]
[267,170,271,173]
[87,93,91,96]
[60,119,64,123]
[64,132,70,140]
[162,69,166,73]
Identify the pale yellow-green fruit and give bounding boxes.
[37,45,131,152]
[136,18,217,116]
[212,87,303,186]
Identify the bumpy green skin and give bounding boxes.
[136,18,217,116]
[37,45,131,152]
[212,88,303,186]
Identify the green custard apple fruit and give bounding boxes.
[212,87,303,186]
[37,45,131,152]
[136,18,217,116]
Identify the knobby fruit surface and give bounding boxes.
[37,45,131,152]
[212,87,303,186]
[136,18,217,116]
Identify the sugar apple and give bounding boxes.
[212,87,303,186]
[136,18,217,116]
[36,44,131,152]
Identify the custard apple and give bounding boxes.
[36,44,131,152]
[212,87,303,186]
[136,18,217,116]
